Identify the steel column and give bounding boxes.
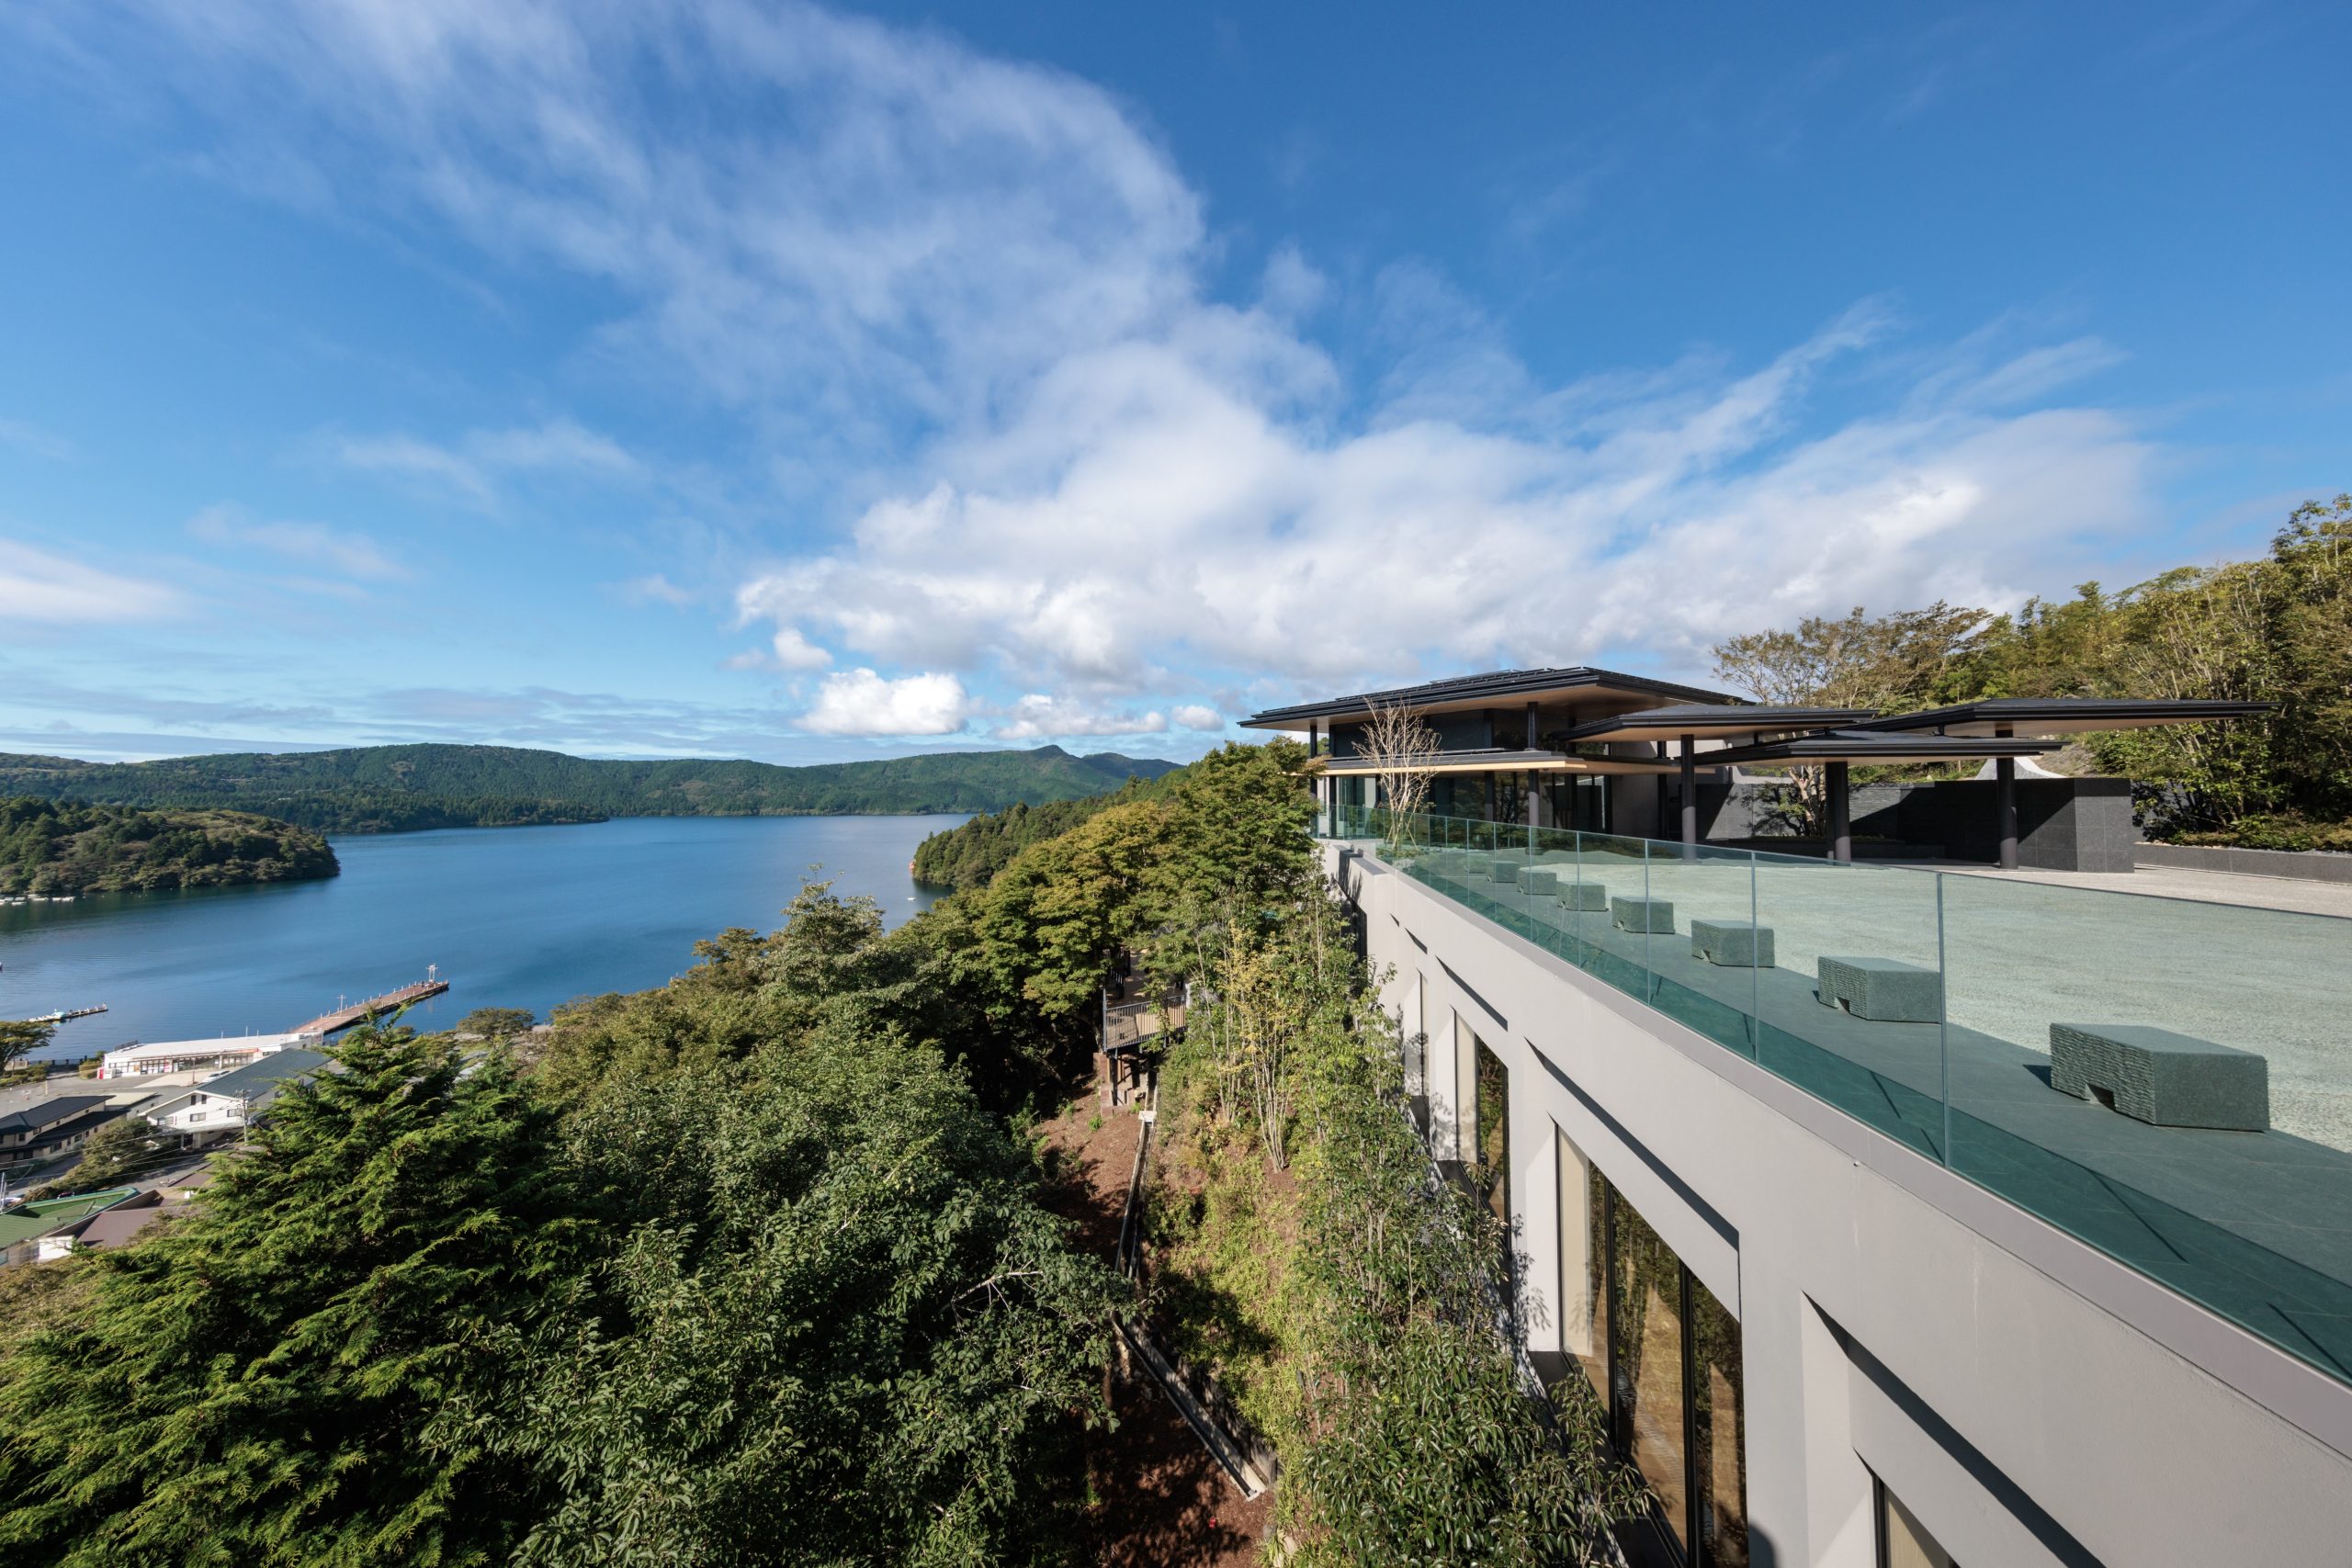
[1827,760,1852,863]
[1679,733,1698,860]
[1995,723,2019,870]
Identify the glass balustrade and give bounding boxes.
[1324,804,2352,1386]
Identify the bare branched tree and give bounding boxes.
[1360,698,1442,851]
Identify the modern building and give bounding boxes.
[1250,669,2349,1566]
[134,1048,330,1143]
[1247,666,2261,870]
[98,1032,318,1080]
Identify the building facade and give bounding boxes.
[1256,669,2346,1564]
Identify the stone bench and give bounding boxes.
[1514,866,1558,898]
[1691,919,1775,967]
[1611,896,1674,933]
[1554,880,1610,912]
[1487,860,1523,886]
[2050,1022,2269,1132]
[1817,956,1940,1021]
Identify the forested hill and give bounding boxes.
[911,772,1182,889]
[0,797,337,897]
[0,744,1182,835]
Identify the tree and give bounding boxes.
[0,1028,584,1566]
[0,1018,54,1080]
[481,1043,1121,1567]
[1358,699,1441,852]
[28,1117,165,1198]
[455,1006,536,1041]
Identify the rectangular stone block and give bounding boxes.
[1515,866,1559,898]
[1691,919,1775,967]
[1816,956,1940,1021]
[1556,880,1609,912]
[1611,896,1674,934]
[2050,1022,2269,1132]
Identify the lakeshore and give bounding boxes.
[0,814,963,1061]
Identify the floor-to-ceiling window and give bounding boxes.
[1566,1156,1749,1567]
[1475,1039,1510,1225]
[1876,1479,1958,1568]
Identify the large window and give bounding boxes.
[1475,1038,1510,1225]
[1573,1162,1749,1567]
[1877,1479,1958,1568]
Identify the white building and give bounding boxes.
[1250,669,2352,1567]
[98,1032,317,1080]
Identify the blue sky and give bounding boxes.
[1,1,2345,763]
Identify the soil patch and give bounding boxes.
[1035,1092,1273,1566]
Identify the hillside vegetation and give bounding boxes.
[0,739,1635,1563]
[0,742,1179,835]
[0,797,337,897]
[910,773,1182,889]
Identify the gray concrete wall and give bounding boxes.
[2136,841,2352,884]
[1330,844,2352,1567]
[1704,777,2138,872]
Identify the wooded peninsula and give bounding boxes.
[0,798,338,898]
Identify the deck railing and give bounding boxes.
[1321,804,2352,1387]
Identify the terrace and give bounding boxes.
[1326,804,2352,1387]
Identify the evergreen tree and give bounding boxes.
[0,1029,586,1566]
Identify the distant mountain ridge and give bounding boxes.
[0,743,1182,835]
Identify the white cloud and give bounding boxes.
[329,421,639,510]
[1173,705,1223,730]
[24,2,2170,728]
[0,539,181,624]
[798,669,969,736]
[992,694,1167,740]
[619,572,695,606]
[188,502,409,581]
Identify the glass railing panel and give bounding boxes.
[1359,807,2352,1383]
[1938,871,2352,1381]
[1641,842,1765,1054]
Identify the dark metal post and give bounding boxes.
[1827,761,1851,863]
[1679,733,1698,861]
[1995,723,2018,870]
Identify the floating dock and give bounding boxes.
[288,976,450,1037]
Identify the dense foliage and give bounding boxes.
[0,743,1179,835]
[1150,897,1640,1564]
[0,734,1623,1563]
[910,776,1170,889]
[1713,493,2352,841]
[0,796,336,897]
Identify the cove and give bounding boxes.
[0,814,965,1062]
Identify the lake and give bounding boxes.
[0,815,965,1062]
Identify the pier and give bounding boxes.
[28,1004,107,1025]
[288,971,449,1037]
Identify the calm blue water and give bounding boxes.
[0,815,964,1061]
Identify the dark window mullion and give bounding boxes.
[1681,1262,1701,1564]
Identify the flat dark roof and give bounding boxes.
[1242,666,1743,728]
[1706,729,2056,766]
[1857,698,2269,738]
[1556,704,1880,743]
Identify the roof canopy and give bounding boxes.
[1555,703,1880,744]
[1705,729,2057,767]
[1243,665,1740,728]
[1856,697,2270,738]
[1318,747,1677,777]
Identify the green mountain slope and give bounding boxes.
[0,796,338,896]
[0,744,1181,835]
